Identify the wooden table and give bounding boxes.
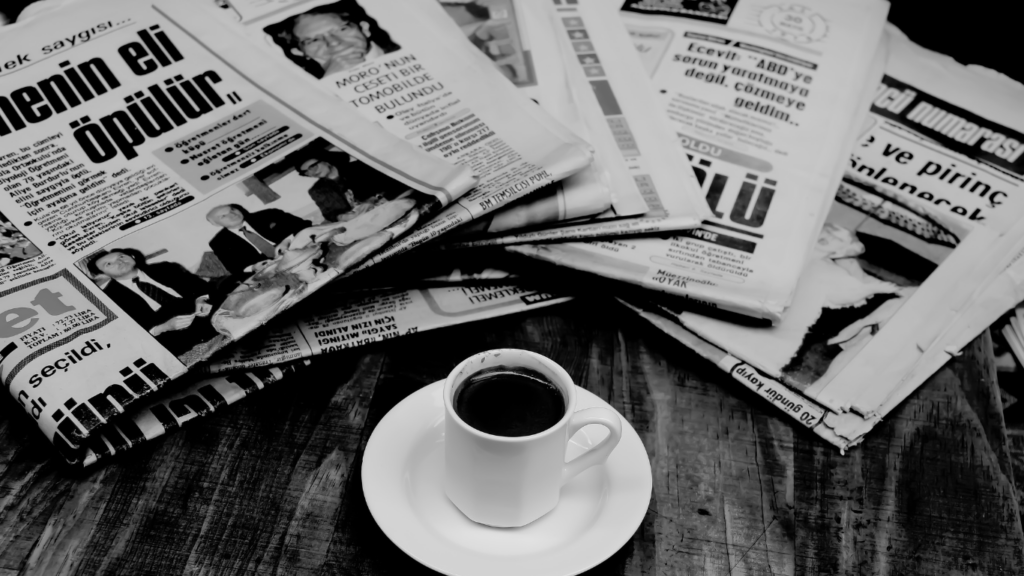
[1,300,1022,575]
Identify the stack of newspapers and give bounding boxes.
[1,0,1021,464]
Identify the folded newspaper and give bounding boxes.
[202,279,570,374]
[510,0,889,322]
[76,360,310,466]
[0,0,593,459]
[75,275,568,466]
[446,0,711,245]
[205,0,595,267]
[626,24,1024,449]
[435,0,615,236]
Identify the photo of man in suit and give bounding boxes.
[206,204,311,275]
[87,248,216,356]
[298,156,367,223]
[297,150,440,223]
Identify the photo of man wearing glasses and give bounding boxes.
[265,1,401,79]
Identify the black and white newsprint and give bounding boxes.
[446,0,711,245]
[512,0,889,322]
[629,25,1024,449]
[0,0,484,461]
[205,0,596,264]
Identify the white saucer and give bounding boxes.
[361,381,652,576]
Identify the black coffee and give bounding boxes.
[453,366,566,437]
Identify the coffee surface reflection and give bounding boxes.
[453,366,565,437]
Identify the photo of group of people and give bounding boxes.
[0,212,41,268]
[79,138,442,363]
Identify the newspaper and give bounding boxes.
[510,0,889,321]
[796,26,1024,420]
[815,225,1024,444]
[206,0,594,266]
[447,0,712,246]
[625,215,1010,449]
[202,280,570,374]
[77,273,567,466]
[73,360,310,466]
[625,25,1024,449]
[437,0,614,236]
[0,0,485,456]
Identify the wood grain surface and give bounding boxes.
[0,300,1022,575]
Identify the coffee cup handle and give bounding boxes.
[561,407,623,486]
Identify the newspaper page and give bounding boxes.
[797,25,1024,418]
[447,0,712,246]
[71,360,308,466]
[623,300,849,447]
[624,25,1024,449]
[632,222,1024,450]
[0,0,477,457]
[79,278,570,465]
[626,212,1004,450]
[436,0,615,236]
[205,0,594,266]
[510,0,889,321]
[818,226,1024,445]
[202,280,569,374]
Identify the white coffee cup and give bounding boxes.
[443,348,623,527]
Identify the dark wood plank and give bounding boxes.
[1009,431,1024,526]
[0,300,1021,575]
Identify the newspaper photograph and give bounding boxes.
[448,0,712,246]
[206,0,595,266]
[511,0,889,321]
[623,25,1024,449]
[0,211,42,268]
[0,0,476,456]
[75,136,451,358]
